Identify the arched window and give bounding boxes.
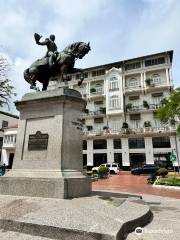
[109,76,119,90]
[128,77,139,87]
[152,74,161,84]
[109,95,120,109]
[95,83,103,93]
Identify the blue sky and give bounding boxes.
[0,0,180,112]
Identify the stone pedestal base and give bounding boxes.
[0,88,91,199]
[0,171,91,199]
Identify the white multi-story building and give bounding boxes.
[68,50,179,170]
[0,125,18,168]
[0,111,19,165]
[1,50,180,170]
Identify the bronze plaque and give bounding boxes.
[28,131,49,151]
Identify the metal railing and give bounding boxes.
[125,86,142,91]
[90,89,104,96]
[82,109,106,117]
[126,104,161,112]
[83,126,176,136]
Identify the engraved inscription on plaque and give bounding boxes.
[28,131,49,151]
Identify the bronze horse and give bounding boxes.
[24,42,91,91]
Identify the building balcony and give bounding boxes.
[2,142,16,149]
[83,126,176,138]
[2,134,16,149]
[144,62,170,72]
[90,88,104,99]
[126,103,161,113]
[125,86,143,94]
[82,109,106,118]
[145,82,171,92]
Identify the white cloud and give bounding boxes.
[0,0,109,109]
[127,0,180,53]
[0,0,179,113]
[124,0,180,87]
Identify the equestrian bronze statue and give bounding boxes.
[24,33,91,91]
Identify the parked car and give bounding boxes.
[92,163,120,174]
[131,164,159,175]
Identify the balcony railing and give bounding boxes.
[146,81,167,88]
[126,104,161,112]
[3,135,16,148]
[83,126,176,136]
[125,86,142,91]
[82,109,106,117]
[90,88,104,96]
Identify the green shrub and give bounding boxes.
[98,166,109,178]
[98,166,109,174]
[156,168,168,177]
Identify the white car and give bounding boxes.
[92,163,120,174]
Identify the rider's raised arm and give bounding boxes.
[36,38,49,46]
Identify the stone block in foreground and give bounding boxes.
[0,192,152,240]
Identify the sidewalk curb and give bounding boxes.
[153,184,180,190]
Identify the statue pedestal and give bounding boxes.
[0,88,91,198]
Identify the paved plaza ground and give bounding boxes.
[127,194,180,240]
[92,173,180,239]
[0,173,179,239]
[92,172,180,199]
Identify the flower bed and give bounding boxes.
[155,177,180,187]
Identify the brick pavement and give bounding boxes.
[92,172,180,199]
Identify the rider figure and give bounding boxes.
[34,33,58,68]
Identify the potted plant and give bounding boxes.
[100,107,106,114]
[84,109,89,114]
[122,122,129,129]
[145,78,153,86]
[160,98,167,106]
[126,103,133,111]
[144,121,151,128]
[90,88,96,93]
[143,100,149,109]
[86,125,93,131]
